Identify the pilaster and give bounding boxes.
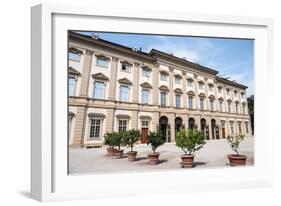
[108,57,119,100]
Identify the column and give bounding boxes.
[194,77,199,110]
[152,66,159,105]
[225,118,230,137]
[108,57,119,100]
[132,63,140,103]
[151,112,160,132]
[79,50,93,97]
[182,71,187,108]
[168,113,175,142]
[169,67,174,107]
[204,78,209,110]
[72,106,87,147]
[131,110,139,129]
[206,116,211,140]
[105,108,115,133]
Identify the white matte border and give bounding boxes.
[31,3,274,201]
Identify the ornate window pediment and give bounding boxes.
[69,47,83,54]
[159,85,169,92]
[95,54,110,60]
[209,95,216,100]
[174,74,182,79]
[139,115,152,120]
[159,70,169,75]
[88,113,105,119]
[118,78,133,85]
[199,93,206,98]
[227,98,232,102]
[140,82,153,89]
[92,72,109,81]
[174,88,183,94]
[218,97,224,101]
[69,66,81,76]
[116,114,131,119]
[235,100,240,104]
[187,90,195,96]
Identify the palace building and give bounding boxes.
[68,31,252,147]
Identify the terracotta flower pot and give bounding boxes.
[127,151,137,162]
[106,148,116,157]
[180,154,195,168]
[114,149,124,158]
[148,152,160,165]
[227,154,247,166]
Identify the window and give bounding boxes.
[238,122,242,134]
[96,57,108,67]
[228,102,231,113]
[175,94,181,108]
[141,89,149,104]
[142,67,151,78]
[118,120,128,132]
[245,122,249,133]
[89,119,102,139]
[219,101,223,112]
[160,92,167,106]
[142,120,149,127]
[188,96,193,109]
[187,79,193,87]
[120,85,129,101]
[218,87,222,93]
[93,81,105,99]
[242,104,246,114]
[199,82,204,90]
[234,90,237,97]
[160,73,167,81]
[68,77,75,96]
[200,97,204,111]
[210,99,214,111]
[69,51,80,61]
[209,84,213,91]
[230,122,234,135]
[175,76,181,84]
[121,63,131,73]
[241,92,245,99]
[235,103,239,114]
[226,88,230,95]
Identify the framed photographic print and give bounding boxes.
[31,3,274,201]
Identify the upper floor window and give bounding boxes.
[96,57,108,68]
[199,82,204,90]
[118,120,128,132]
[175,94,181,108]
[226,88,230,95]
[209,84,214,91]
[228,102,231,113]
[188,96,193,109]
[200,97,204,111]
[219,101,223,112]
[141,89,150,104]
[242,104,246,114]
[210,99,214,111]
[121,62,131,73]
[234,90,237,97]
[93,81,106,99]
[160,92,167,106]
[235,103,239,114]
[245,122,249,133]
[175,76,181,84]
[89,119,102,139]
[69,51,81,62]
[160,73,168,81]
[68,77,75,96]
[119,85,129,102]
[142,67,151,78]
[241,92,245,99]
[187,79,193,87]
[218,87,222,93]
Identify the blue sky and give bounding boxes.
[77,31,254,96]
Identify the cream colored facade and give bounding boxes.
[68,32,252,147]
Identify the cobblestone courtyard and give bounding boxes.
[69,137,254,175]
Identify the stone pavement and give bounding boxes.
[69,136,254,175]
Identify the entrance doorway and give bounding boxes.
[211,119,216,139]
[188,118,195,130]
[175,117,183,133]
[200,118,208,139]
[141,128,149,143]
[159,116,169,142]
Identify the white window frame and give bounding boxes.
[88,118,103,139]
[119,85,130,102]
[141,89,150,104]
[96,56,109,68]
[93,80,106,99]
[160,73,167,81]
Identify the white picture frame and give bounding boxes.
[31,3,274,202]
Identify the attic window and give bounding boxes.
[69,50,81,62]
[121,62,131,73]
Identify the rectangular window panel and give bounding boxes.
[94,81,105,99]
[219,101,223,112]
[142,68,151,78]
[235,103,239,114]
[89,119,101,139]
[175,94,181,108]
[69,52,80,61]
[142,89,149,104]
[187,79,193,87]
[160,73,167,81]
[121,63,131,72]
[175,77,181,84]
[68,78,75,96]
[118,120,127,132]
[210,100,214,111]
[188,96,193,109]
[199,83,204,89]
[228,103,231,113]
[120,86,129,101]
[160,92,167,106]
[200,98,204,111]
[96,58,108,67]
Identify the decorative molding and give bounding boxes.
[174,74,182,79]
[218,97,224,101]
[159,70,169,75]
[120,60,133,66]
[112,56,119,62]
[227,98,232,102]
[88,113,106,118]
[174,88,183,94]
[169,67,174,72]
[134,62,140,66]
[187,90,195,96]
[139,115,152,120]
[68,66,81,76]
[159,85,170,92]
[140,82,153,89]
[234,100,240,104]
[116,114,130,119]
[199,93,206,97]
[69,47,83,54]
[209,95,216,100]
[69,111,75,118]
[91,72,109,81]
[118,78,133,85]
[95,54,110,60]
[182,71,187,75]
[204,77,208,81]
[141,65,152,71]
[86,49,94,55]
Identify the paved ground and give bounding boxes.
[69,137,254,175]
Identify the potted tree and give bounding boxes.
[147,130,165,164]
[113,131,125,158]
[123,129,141,161]
[175,129,206,168]
[227,134,247,166]
[104,132,116,156]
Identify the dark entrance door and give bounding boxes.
[141,128,149,143]
[188,118,195,130]
[211,119,216,140]
[175,117,183,133]
[159,116,168,142]
[200,118,206,139]
[221,121,226,138]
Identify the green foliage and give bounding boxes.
[147,130,165,153]
[123,129,141,152]
[103,132,116,149]
[227,134,245,155]
[175,129,206,155]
